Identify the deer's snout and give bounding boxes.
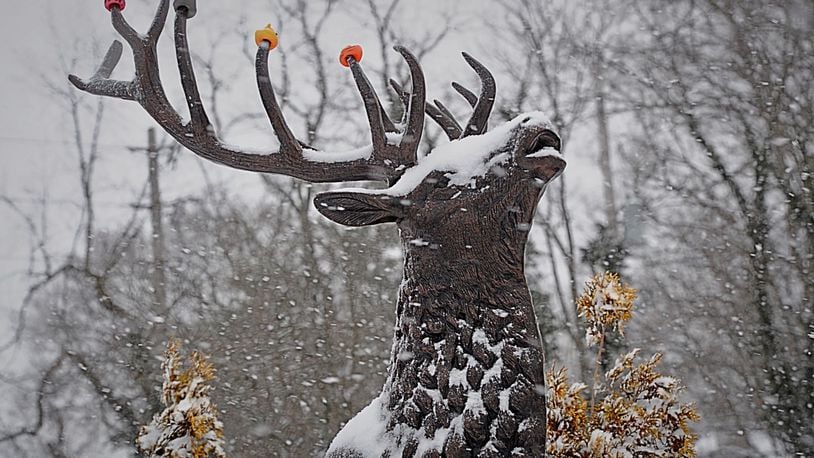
[517,152,566,182]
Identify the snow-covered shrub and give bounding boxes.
[546,273,699,457]
[136,340,226,458]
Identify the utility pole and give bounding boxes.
[147,128,167,310]
[131,128,167,310]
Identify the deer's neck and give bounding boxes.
[400,229,528,295]
[373,228,546,455]
[397,235,537,338]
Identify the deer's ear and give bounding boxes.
[314,191,406,227]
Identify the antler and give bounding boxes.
[68,0,425,184]
[391,52,495,141]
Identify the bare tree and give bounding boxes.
[0,64,155,455]
[607,0,814,453]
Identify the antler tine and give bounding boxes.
[431,110,463,140]
[347,56,395,154]
[110,6,142,49]
[175,6,211,134]
[68,41,135,100]
[390,79,461,141]
[388,78,410,117]
[256,42,300,153]
[432,99,462,132]
[459,52,496,138]
[174,7,212,134]
[451,81,477,108]
[90,40,123,80]
[399,52,493,141]
[393,46,425,164]
[147,0,171,43]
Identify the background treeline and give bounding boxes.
[0,0,811,456]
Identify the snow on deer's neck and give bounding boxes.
[340,111,557,196]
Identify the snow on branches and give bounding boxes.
[576,272,636,346]
[136,340,226,458]
[546,273,700,457]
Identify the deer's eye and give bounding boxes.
[527,130,561,153]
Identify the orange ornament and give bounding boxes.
[255,24,279,49]
[339,45,363,67]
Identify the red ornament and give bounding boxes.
[105,0,126,11]
[339,45,363,67]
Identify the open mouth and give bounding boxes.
[517,129,566,181]
[526,129,561,156]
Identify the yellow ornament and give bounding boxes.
[255,24,279,49]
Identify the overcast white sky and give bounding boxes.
[0,0,159,346]
[0,0,603,354]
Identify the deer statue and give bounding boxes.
[70,1,565,456]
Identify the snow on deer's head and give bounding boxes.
[314,112,564,248]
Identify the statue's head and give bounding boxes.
[314,112,564,244]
